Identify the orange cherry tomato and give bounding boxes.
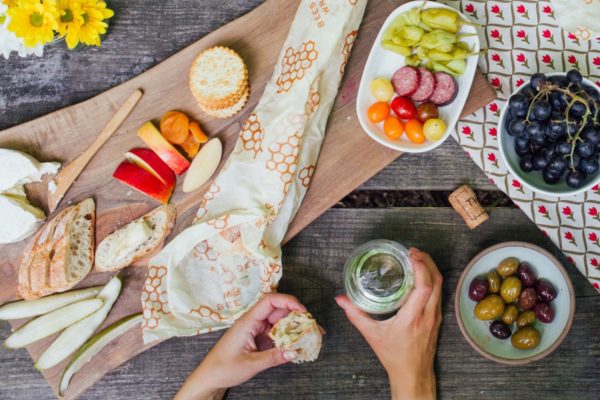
[383,116,404,140]
[405,119,425,144]
[367,101,390,123]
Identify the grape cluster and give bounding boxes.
[505,70,600,188]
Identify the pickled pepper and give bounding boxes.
[420,8,479,33]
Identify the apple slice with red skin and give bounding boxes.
[125,147,176,188]
[137,122,190,175]
[113,161,174,204]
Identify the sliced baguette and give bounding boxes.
[95,204,176,272]
[17,198,96,300]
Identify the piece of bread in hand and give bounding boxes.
[95,204,176,272]
[18,198,95,300]
[268,311,322,363]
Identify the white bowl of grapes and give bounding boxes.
[499,70,600,197]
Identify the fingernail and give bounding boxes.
[334,295,344,308]
[283,350,297,361]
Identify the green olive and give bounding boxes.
[511,327,541,350]
[517,310,536,328]
[486,270,501,293]
[500,276,522,303]
[474,295,505,320]
[502,304,519,325]
[496,257,520,277]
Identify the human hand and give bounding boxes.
[336,248,443,400]
[175,293,307,400]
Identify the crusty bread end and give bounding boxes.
[268,311,322,363]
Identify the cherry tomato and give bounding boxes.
[370,78,394,102]
[391,96,417,120]
[368,101,390,123]
[416,101,439,122]
[383,116,404,140]
[423,118,447,141]
[405,119,425,144]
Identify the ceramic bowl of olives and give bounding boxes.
[498,70,600,197]
[455,242,575,365]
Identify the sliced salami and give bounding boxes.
[391,66,420,97]
[428,72,458,106]
[410,67,436,102]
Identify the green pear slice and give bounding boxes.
[182,138,222,193]
[59,313,142,396]
[35,275,122,370]
[0,286,103,320]
[4,298,104,349]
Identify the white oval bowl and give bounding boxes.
[498,73,600,197]
[455,242,575,365]
[356,0,480,153]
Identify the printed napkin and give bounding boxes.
[141,0,367,343]
[440,0,600,292]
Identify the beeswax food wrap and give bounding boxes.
[141,0,366,343]
[444,0,600,292]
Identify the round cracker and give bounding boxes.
[199,87,249,119]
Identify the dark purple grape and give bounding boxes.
[508,119,527,136]
[530,73,547,91]
[520,155,535,172]
[567,69,583,85]
[526,121,543,136]
[566,170,586,188]
[567,120,582,136]
[468,278,489,301]
[580,157,599,175]
[535,279,557,302]
[576,141,594,158]
[519,288,538,310]
[533,155,549,170]
[570,101,586,118]
[534,302,555,323]
[532,100,552,121]
[542,145,557,161]
[516,262,537,286]
[490,321,512,339]
[515,136,531,156]
[520,85,537,98]
[549,92,567,111]
[556,141,572,156]
[547,120,566,140]
[509,94,529,112]
[582,128,600,145]
[549,75,569,87]
[543,168,562,184]
[531,131,547,146]
[548,157,568,174]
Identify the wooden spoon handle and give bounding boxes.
[48,89,143,212]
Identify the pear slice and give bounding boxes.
[35,275,122,370]
[0,286,102,320]
[59,313,142,396]
[4,299,104,349]
[182,138,222,193]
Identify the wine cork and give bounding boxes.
[448,185,489,229]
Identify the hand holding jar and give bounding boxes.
[336,248,443,400]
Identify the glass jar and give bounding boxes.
[343,240,414,315]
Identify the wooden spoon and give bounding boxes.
[47,89,143,212]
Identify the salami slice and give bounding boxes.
[410,67,436,102]
[391,66,420,97]
[428,72,458,106]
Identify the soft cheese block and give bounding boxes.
[0,149,60,192]
[0,194,45,244]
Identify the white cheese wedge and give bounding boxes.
[0,148,60,192]
[0,194,46,244]
[104,219,153,265]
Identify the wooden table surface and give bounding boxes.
[1,1,598,399]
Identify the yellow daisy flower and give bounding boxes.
[2,0,19,8]
[56,0,84,49]
[78,0,113,47]
[7,0,59,47]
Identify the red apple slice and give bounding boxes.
[137,122,190,175]
[125,148,176,188]
[113,161,174,204]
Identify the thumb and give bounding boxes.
[335,295,377,338]
[247,347,297,372]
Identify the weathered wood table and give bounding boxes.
[1,1,599,399]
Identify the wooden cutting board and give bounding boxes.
[0,0,496,398]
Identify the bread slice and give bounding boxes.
[95,204,176,272]
[268,311,322,363]
[17,198,95,300]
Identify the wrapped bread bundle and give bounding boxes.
[141,0,367,343]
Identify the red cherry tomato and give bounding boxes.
[391,96,417,120]
[383,116,404,140]
[367,101,390,123]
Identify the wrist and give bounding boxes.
[389,370,436,400]
[175,365,227,400]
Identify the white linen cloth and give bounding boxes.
[142,0,366,343]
